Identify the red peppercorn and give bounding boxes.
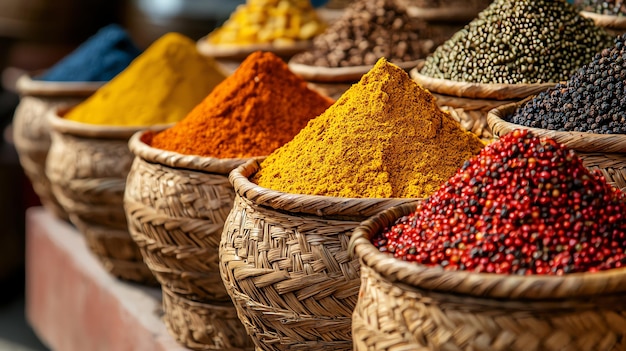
[374,129,626,275]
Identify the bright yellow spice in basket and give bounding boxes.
[64,32,226,126]
[253,58,486,198]
[208,0,326,46]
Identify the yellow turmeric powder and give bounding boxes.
[253,58,485,198]
[64,32,226,126]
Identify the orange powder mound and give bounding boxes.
[149,51,334,158]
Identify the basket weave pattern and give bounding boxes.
[124,131,253,350]
[125,157,234,301]
[219,159,419,351]
[12,95,83,220]
[354,264,626,351]
[350,204,626,351]
[162,287,254,351]
[436,94,515,140]
[46,124,155,284]
[488,100,626,191]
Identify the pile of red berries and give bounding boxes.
[375,129,626,275]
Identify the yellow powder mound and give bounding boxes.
[64,32,226,126]
[253,58,485,198]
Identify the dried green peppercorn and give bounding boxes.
[421,0,615,84]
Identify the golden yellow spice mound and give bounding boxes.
[253,58,485,198]
[208,0,326,46]
[64,32,226,126]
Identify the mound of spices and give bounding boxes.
[580,0,626,16]
[64,32,226,126]
[253,58,485,198]
[420,0,614,84]
[290,0,430,67]
[207,0,326,46]
[376,129,626,275]
[509,33,626,134]
[35,24,142,82]
[148,51,333,158]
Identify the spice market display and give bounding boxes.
[254,57,485,199]
[419,0,615,84]
[16,0,626,350]
[148,51,333,158]
[375,129,626,275]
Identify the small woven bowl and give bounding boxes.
[197,36,312,60]
[488,98,626,191]
[401,0,492,22]
[219,158,420,351]
[124,130,253,350]
[46,106,169,285]
[411,61,558,140]
[349,203,626,351]
[12,73,104,220]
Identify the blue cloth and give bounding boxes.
[36,24,142,82]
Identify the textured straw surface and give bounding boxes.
[488,98,626,191]
[162,287,254,351]
[12,74,101,220]
[46,108,162,285]
[219,159,419,351]
[124,131,252,350]
[350,203,626,351]
[581,11,626,35]
[432,92,515,140]
[410,62,557,140]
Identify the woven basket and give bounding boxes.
[581,11,626,36]
[400,0,491,22]
[219,158,420,351]
[162,286,254,351]
[349,203,626,351]
[45,107,167,285]
[11,74,103,220]
[488,98,626,191]
[124,130,254,350]
[411,61,558,140]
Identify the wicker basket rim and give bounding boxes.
[230,158,420,218]
[350,203,626,300]
[47,106,172,139]
[405,5,484,22]
[16,73,105,96]
[288,59,421,83]
[196,35,312,59]
[580,10,626,28]
[128,130,252,174]
[487,97,626,153]
[411,60,559,100]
